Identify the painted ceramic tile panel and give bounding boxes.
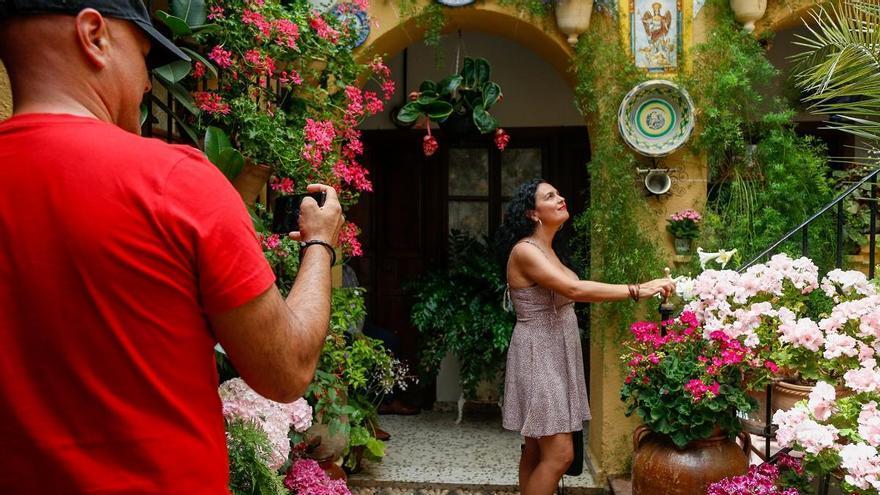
[631,0,681,71]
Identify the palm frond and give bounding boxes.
[791,0,880,141]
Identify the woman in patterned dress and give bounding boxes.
[496,179,674,495]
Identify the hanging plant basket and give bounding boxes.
[438,111,479,139]
[396,57,508,155]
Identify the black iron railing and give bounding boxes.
[738,166,879,277]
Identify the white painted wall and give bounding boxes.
[361,31,585,130]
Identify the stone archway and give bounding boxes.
[357,0,584,96]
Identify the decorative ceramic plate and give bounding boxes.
[331,4,370,48]
[618,80,695,157]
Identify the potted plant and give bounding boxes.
[395,57,509,156]
[151,0,394,261]
[676,254,879,430]
[773,377,880,495]
[666,209,702,254]
[622,312,753,495]
[409,231,515,402]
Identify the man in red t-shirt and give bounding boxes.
[0,1,344,493]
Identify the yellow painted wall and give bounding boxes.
[0,61,11,120]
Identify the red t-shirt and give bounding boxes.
[0,113,276,493]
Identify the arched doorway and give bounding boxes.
[349,28,591,407]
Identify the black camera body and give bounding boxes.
[271,191,327,233]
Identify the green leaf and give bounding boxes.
[396,102,424,123]
[365,437,385,457]
[139,103,148,127]
[437,75,463,96]
[423,100,454,121]
[461,57,475,87]
[155,10,192,37]
[204,126,231,163]
[190,23,221,34]
[417,90,439,104]
[217,148,245,180]
[154,76,198,115]
[171,0,206,27]
[180,47,217,78]
[419,80,437,93]
[474,57,490,85]
[153,60,192,84]
[472,105,497,134]
[482,82,501,109]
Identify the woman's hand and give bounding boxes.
[640,278,676,300]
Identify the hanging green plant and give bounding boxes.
[396,56,509,155]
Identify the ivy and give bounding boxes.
[686,0,836,271]
[571,17,665,341]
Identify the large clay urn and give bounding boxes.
[632,425,749,495]
[555,0,594,46]
[729,0,766,33]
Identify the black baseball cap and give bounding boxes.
[0,0,190,68]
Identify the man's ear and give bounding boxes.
[74,8,110,69]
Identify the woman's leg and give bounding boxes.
[522,432,573,495]
[519,436,540,489]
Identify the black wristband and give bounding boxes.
[301,239,336,267]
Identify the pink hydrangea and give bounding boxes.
[284,458,351,495]
[219,378,313,470]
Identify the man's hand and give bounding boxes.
[289,184,344,245]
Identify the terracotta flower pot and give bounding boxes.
[742,381,851,431]
[316,456,347,481]
[772,380,850,416]
[231,161,272,205]
[632,425,749,495]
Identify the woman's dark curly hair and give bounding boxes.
[495,178,575,271]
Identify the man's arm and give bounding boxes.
[209,184,343,403]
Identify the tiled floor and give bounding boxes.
[348,409,605,494]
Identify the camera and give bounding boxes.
[271,191,327,234]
